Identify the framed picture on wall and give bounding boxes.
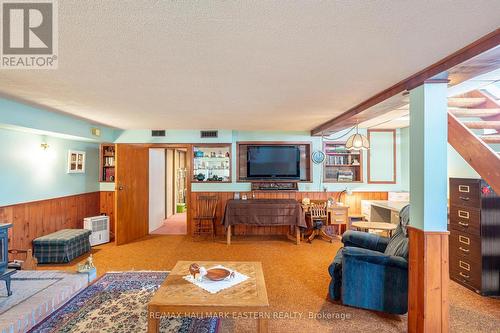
[68,150,86,173]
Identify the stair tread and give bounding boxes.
[450,108,500,117]
[479,135,500,143]
[448,97,487,108]
[463,121,500,129]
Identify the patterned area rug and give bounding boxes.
[29,272,219,333]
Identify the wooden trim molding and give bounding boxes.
[311,28,500,135]
[408,226,450,333]
[367,129,397,184]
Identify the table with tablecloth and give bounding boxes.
[222,199,306,245]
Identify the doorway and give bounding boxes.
[149,148,188,235]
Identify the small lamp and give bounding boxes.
[345,125,370,150]
[336,187,352,205]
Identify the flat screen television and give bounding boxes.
[247,145,300,179]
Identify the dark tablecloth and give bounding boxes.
[222,199,307,228]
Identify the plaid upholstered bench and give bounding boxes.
[33,229,91,264]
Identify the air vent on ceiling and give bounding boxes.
[200,130,218,138]
[151,130,166,137]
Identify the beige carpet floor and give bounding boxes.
[41,235,500,333]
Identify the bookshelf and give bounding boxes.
[323,142,362,183]
[100,144,115,182]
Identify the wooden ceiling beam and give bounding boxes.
[311,28,500,136]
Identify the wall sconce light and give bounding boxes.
[40,142,49,150]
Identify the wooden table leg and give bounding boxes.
[226,225,231,245]
[258,317,269,333]
[296,226,300,245]
[147,310,159,333]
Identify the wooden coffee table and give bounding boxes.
[148,261,269,332]
[351,221,397,236]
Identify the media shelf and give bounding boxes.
[192,144,232,183]
[323,142,362,183]
[100,144,115,182]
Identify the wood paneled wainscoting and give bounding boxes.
[190,191,388,236]
[0,192,100,251]
[99,191,115,240]
[408,226,449,333]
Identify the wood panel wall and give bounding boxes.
[99,191,115,239]
[0,192,100,251]
[408,226,449,333]
[190,191,388,236]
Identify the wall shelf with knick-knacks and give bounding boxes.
[192,144,232,183]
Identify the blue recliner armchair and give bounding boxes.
[328,205,410,315]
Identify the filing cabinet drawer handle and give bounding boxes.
[459,247,469,253]
[458,210,469,219]
[459,196,470,201]
[458,185,470,193]
[459,272,470,279]
[458,235,470,245]
[459,261,470,271]
[335,219,344,223]
[458,221,469,227]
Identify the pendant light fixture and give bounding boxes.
[345,124,370,150]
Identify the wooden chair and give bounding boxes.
[306,202,333,243]
[193,195,219,240]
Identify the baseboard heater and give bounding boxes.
[251,182,298,191]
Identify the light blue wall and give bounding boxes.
[400,127,410,191]
[0,128,99,206]
[0,98,119,143]
[447,144,479,179]
[116,129,408,193]
[409,83,448,232]
[368,131,396,182]
[0,98,120,206]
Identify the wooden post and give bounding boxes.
[408,81,449,332]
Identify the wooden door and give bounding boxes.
[115,144,149,245]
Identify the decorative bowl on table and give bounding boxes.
[189,263,235,281]
[205,268,234,281]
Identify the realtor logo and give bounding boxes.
[1,0,58,69]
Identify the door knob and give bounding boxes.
[118,184,124,191]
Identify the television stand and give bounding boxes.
[251,182,298,191]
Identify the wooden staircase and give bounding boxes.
[447,94,500,194]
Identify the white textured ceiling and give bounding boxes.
[1,1,499,131]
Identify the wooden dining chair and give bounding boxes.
[306,202,333,243]
[193,195,219,240]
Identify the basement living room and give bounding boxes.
[0,2,499,333]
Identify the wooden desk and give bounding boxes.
[148,261,269,332]
[352,221,397,237]
[361,200,409,224]
[302,204,349,236]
